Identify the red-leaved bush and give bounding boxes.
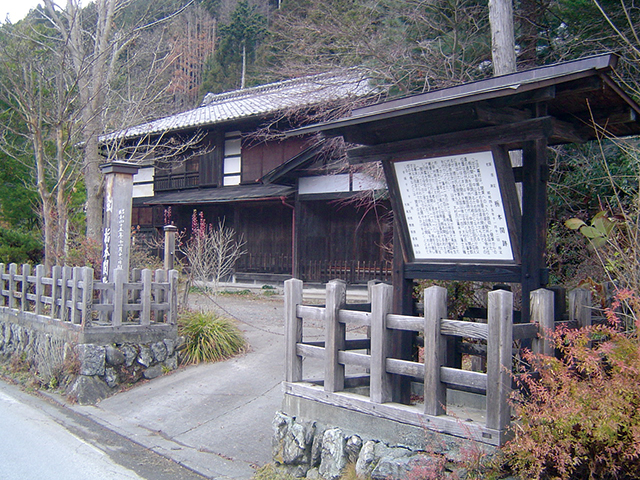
[503,290,640,480]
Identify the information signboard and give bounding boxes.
[393,151,514,262]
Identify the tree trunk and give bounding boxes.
[489,0,516,75]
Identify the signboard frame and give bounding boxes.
[383,145,522,271]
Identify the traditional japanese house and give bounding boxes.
[100,72,392,284]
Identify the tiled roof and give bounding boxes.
[101,70,372,142]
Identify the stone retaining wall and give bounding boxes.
[0,311,179,404]
[272,412,499,480]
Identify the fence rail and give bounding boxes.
[300,259,392,284]
[0,263,178,329]
[284,279,591,446]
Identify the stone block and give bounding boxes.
[143,365,163,380]
[319,428,347,480]
[66,375,112,405]
[105,345,125,366]
[76,344,106,376]
[137,345,153,367]
[151,341,167,363]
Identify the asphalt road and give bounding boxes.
[0,379,207,480]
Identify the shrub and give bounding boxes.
[178,309,246,364]
[0,227,43,265]
[503,294,640,480]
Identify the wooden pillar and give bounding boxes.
[285,278,304,383]
[391,227,414,404]
[324,279,347,392]
[370,282,393,403]
[486,289,513,431]
[423,285,447,416]
[569,288,591,329]
[20,264,30,312]
[521,138,548,322]
[164,225,177,271]
[530,288,555,356]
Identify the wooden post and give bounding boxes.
[8,263,17,310]
[370,283,394,403]
[81,267,94,327]
[531,288,555,356]
[141,269,152,326]
[0,263,5,307]
[155,268,167,323]
[131,268,142,306]
[70,267,81,324]
[20,264,30,312]
[164,225,177,270]
[424,285,448,416]
[486,289,513,431]
[569,288,591,329]
[285,278,304,383]
[51,265,61,318]
[520,138,549,322]
[113,267,125,326]
[168,269,178,324]
[60,266,72,322]
[325,279,347,393]
[35,264,45,315]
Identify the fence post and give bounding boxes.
[60,266,72,322]
[325,279,347,393]
[285,278,304,383]
[20,264,30,312]
[51,266,61,319]
[141,269,151,326]
[113,268,125,326]
[370,282,394,404]
[164,225,177,270]
[155,269,167,323]
[8,263,17,310]
[531,288,555,356]
[81,267,94,327]
[486,289,513,432]
[0,263,5,307]
[34,264,45,315]
[569,288,592,329]
[423,285,448,416]
[70,267,81,324]
[131,268,142,306]
[168,269,178,324]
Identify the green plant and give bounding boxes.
[178,309,246,364]
[503,290,640,479]
[0,227,43,265]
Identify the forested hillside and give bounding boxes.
[0,0,638,284]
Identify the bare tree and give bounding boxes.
[41,0,191,243]
[0,18,82,270]
[180,210,246,302]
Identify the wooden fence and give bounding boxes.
[284,279,592,446]
[0,263,178,328]
[300,259,392,284]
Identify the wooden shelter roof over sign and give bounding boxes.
[290,53,640,322]
[291,54,640,154]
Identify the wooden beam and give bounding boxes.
[475,104,532,125]
[403,263,522,283]
[348,117,555,165]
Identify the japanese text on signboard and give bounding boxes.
[394,151,514,261]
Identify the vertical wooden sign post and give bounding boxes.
[101,161,139,283]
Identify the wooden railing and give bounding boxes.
[300,259,392,284]
[154,172,199,191]
[284,279,592,446]
[0,263,178,328]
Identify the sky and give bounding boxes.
[0,0,43,24]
